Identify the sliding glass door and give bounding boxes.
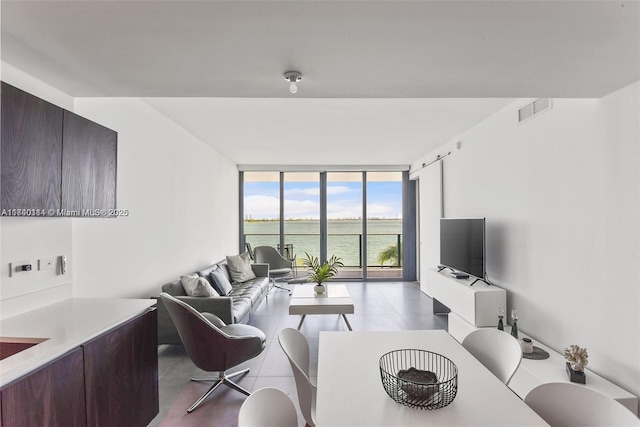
[327,172,363,279]
[283,172,320,276]
[366,172,403,279]
[241,170,411,280]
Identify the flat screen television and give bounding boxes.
[440,218,486,279]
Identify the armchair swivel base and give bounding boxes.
[188,368,251,413]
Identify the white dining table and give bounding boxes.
[316,329,548,426]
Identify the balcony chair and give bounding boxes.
[524,382,640,426]
[279,328,316,427]
[245,242,255,261]
[158,293,266,413]
[278,243,297,276]
[238,387,298,427]
[461,328,522,385]
[253,245,293,294]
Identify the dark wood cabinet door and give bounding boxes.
[1,82,63,214]
[83,309,158,427]
[1,347,86,427]
[62,110,117,215]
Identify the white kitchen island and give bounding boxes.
[0,298,158,426]
[0,297,155,387]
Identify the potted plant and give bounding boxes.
[302,252,344,294]
[564,344,588,384]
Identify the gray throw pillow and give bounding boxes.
[210,266,234,296]
[180,274,219,297]
[226,252,256,283]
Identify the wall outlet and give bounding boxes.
[38,258,55,271]
[9,260,33,277]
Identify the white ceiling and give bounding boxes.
[2,1,638,166]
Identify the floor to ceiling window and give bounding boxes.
[366,172,403,279]
[326,172,363,279]
[241,169,413,280]
[242,171,280,250]
[283,172,320,274]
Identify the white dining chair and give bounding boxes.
[279,328,316,427]
[461,328,522,385]
[238,387,298,427]
[524,382,640,426]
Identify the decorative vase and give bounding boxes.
[520,337,534,354]
[510,309,518,339]
[314,284,326,294]
[497,307,504,331]
[566,362,586,384]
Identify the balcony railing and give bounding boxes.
[243,233,402,268]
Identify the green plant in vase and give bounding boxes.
[302,252,344,294]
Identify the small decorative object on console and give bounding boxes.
[522,346,550,360]
[510,309,518,339]
[520,337,534,354]
[497,307,504,331]
[564,344,588,384]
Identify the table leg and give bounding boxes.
[297,314,306,330]
[341,314,353,331]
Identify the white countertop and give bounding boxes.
[0,298,155,388]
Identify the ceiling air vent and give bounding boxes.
[518,98,552,123]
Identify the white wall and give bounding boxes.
[1,63,239,315]
[415,161,442,295]
[0,63,75,318]
[412,82,640,398]
[71,98,238,298]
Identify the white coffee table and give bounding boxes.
[289,284,354,331]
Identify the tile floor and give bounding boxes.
[149,281,447,427]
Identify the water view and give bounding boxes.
[244,218,402,268]
[243,171,405,278]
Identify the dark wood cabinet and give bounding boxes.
[62,110,117,215]
[0,309,158,427]
[1,81,63,214]
[83,309,158,426]
[1,347,86,427]
[0,82,117,217]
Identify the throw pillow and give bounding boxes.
[180,274,219,297]
[210,266,234,296]
[226,252,256,283]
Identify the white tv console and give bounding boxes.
[448,310,639,416]
[422,267,638,416]
[423,267,506,327]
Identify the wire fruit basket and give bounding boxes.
[379,349,458,410]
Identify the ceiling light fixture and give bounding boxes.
[284,71,303,94]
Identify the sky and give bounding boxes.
[244,181,402,220]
